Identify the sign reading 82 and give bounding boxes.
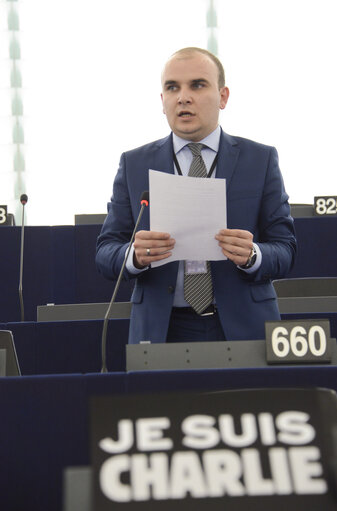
[314,196,337,216]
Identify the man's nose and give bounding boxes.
[178,87,192,104]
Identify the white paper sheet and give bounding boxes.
[149,169,227,267]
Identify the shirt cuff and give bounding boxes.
[238,243,262,273]
[125,244,149,274]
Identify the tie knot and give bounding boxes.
[187,143,204,157]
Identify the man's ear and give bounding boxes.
[219,87,230,110]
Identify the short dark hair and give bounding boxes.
[170,47,225,88]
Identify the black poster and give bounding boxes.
[90,388,337,510]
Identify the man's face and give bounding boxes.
[161,52,229,142]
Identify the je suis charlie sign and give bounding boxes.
[90,388,337,510]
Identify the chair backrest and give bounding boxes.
[290,203,314,217]
[7,213,16,225]
[74,214,106,225]
[273,277,337,297]
[0,330,21,376]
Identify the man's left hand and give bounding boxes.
[215,228,253,266]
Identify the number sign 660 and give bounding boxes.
[272,325,327,358]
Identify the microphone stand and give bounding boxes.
[101,196,148,373]
[19,195,27,322]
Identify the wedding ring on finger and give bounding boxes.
[146,248,151,256]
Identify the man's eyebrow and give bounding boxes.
[163,78,210,88]
[163,80,178,87]
[191,78,209,85]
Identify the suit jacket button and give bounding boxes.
[168,286,175,294]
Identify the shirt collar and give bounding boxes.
[173,126,221,155]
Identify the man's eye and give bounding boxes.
[166,85,177,91]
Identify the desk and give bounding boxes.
[1,367,337,511]
[1,312,336,375]
[0,225,133,322]
[287,217,337,278]
[0,319,129,375]
[1,217,336,322]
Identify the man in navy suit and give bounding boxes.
[96,47,296,344]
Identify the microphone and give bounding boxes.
[19,194,28,322]
[101,191,149,373]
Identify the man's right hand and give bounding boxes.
[133,230,175,269]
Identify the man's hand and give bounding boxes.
[133,230,175,269]
[215,228,253,266]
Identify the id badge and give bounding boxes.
[185,260,208,274]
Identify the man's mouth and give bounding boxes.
[178,111,194,118]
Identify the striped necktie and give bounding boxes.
[183,143,214,314]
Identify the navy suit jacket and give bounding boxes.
[96,129,297,344]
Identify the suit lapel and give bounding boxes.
[215,129,240,191]
[152,133,175,175]
[140,134,174,231]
